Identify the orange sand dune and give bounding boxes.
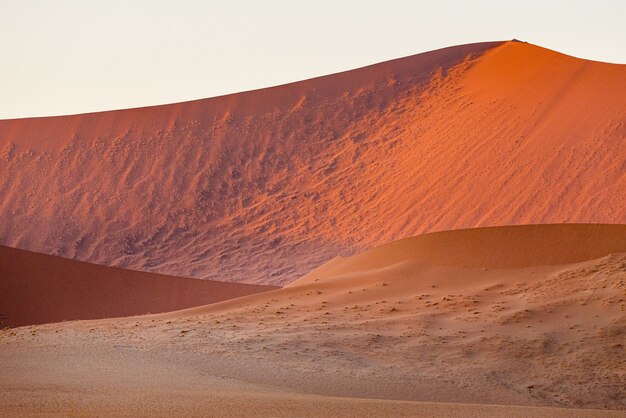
[2,224,624,414]
[0,244,275,327]
[1,41,625,285]
[295,223,626,286]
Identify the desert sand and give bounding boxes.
[1,224,625,416]
[1,38,625,416]
[1,40,625,286]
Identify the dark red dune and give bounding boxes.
[0,245,275,327]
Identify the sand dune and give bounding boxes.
[0,244,275,327]
[295,223,626,286]
[1,41,624,285]
[2,224,624,415]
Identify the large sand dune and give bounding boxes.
[0,244,275,327]
[2,224,624,415]
[1,41,624,285]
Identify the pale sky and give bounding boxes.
[1,0,624,119]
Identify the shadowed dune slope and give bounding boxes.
[1,40,625,285]
[0,245,276,327]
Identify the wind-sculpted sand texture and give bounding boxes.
[1,41,625,285]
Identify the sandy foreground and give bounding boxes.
[1,346,623,418]
[2,225,624,416]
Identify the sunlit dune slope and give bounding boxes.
[0,245,276,327]
[294,223,626,286]
[1,40,625,285]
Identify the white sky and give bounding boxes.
[1,0,624,119]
